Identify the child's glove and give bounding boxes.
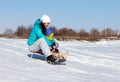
[50,42,59,52]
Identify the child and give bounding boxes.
[45,28,67,62]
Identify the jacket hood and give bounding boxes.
[34,19,41,26]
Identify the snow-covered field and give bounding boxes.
[0,38,120,82]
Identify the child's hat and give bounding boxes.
[46,28,54,36]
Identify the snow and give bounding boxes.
[0,38,120,82]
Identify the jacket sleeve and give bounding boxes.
[34,25,45,39]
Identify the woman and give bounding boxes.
[27,15,57,62]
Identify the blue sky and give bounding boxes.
[0,0,120,33]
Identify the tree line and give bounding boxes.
[1,25,120,41]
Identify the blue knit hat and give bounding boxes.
[46,28,54,36]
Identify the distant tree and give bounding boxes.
[79,29,89,37]
[58,27,68,36]
[26,25,33,36]
[90,28,100,37]
[67,29,77,36]
[57,28,77,36]
[114,29,119,36]
[101,28,117,37]
[3,28,14,35]
[15,25,27,36]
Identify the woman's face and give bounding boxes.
[43,22,50,28]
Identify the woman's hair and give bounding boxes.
[40,22,46,35]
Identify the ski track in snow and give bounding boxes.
[0,38,120,82]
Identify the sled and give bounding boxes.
[29,51,68,65]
